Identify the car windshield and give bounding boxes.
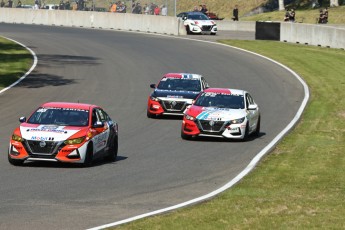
[194,93,245,109]
[27,107,89,126]
[157,78,201,91]
[188,14,209,20]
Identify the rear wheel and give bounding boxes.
[8,154,24,166]
[211,32,216,35]
[83,144,93,167]
[105,136,118,162]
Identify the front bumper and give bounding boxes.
[8,139,88,163]
[189,25,217,34]
[147,97,192,116]
[181,118,246,139]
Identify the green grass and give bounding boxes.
[111,41,345,229]
[0,37,32,90]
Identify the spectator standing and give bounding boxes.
[200,4,208,14]
[232,5,239,21]
[1,0,4,7]
[143,4,149,14]
[16,0,21,7]
[323,7,328,23]
[59,0,65,10]
[65,0,70,10]
[192,5,198,12]
[110,2,117,12]
[284,9,289,21]
[289,8,295,22]
[7,0,13,7]
[153,5,160,15]
[132,2,142,14]
[161,4,167,16]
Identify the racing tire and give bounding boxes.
[254,116,261,137]
[105,136,118,162]
[181,131,192,140]
[186,26,192,35]
[83,144,93,167]
[211,33,216,36]
[147,110,156,119]
[242,122,250,141]
[8,154,24,166]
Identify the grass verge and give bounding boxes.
[112,41,345,229]
[0,37,32,90]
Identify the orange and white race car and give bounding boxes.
[8,102,118,166]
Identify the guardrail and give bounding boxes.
[0,8,187,36]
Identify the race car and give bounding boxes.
[177,11,217,35]
[147,73,210,118]
[8,102,118,166]
[181,88,261,140]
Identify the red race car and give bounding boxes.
[8,102,118,166]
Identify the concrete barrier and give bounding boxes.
[0,8,186,35]
[1,8,343,49]
[216,20,255,32]
[280,22,345,49]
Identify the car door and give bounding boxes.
[245,93,259,132]
[91,108,110,155]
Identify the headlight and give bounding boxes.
[150,96,161,102]
[12,134,23,142]
[230,117,245,124]
[64,136,86,145]
[185,114,196,121]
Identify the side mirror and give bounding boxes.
[150,84,156,89]
[183,16,187,20]
[248,104,258,110]
[92,121,104,128]
[19,116,26,123]
[205,83,210,89]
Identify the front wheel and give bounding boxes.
[210,32,216,35]
[186,26,191,35]
[147,110,156,119]
[8,154,24,166]
[181,131,192,140]
[82,144,93,167]
[254,116,261,137]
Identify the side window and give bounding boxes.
[96,109,106,122]
[92,109,100,124]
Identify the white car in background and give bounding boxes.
[177,11,217,35]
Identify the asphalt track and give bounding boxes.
[0,24,304,230]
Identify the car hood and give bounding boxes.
[19,123,87,142]
[190,20,215,26]
[153,89,200,100]
[187,106,246,121]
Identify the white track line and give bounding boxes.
[0,36,38,95]
[88,40,310,230]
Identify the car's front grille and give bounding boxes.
[198,120,226,132]
[202,25,212,31]
[162,101,187,112]
[24,140,61,155]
